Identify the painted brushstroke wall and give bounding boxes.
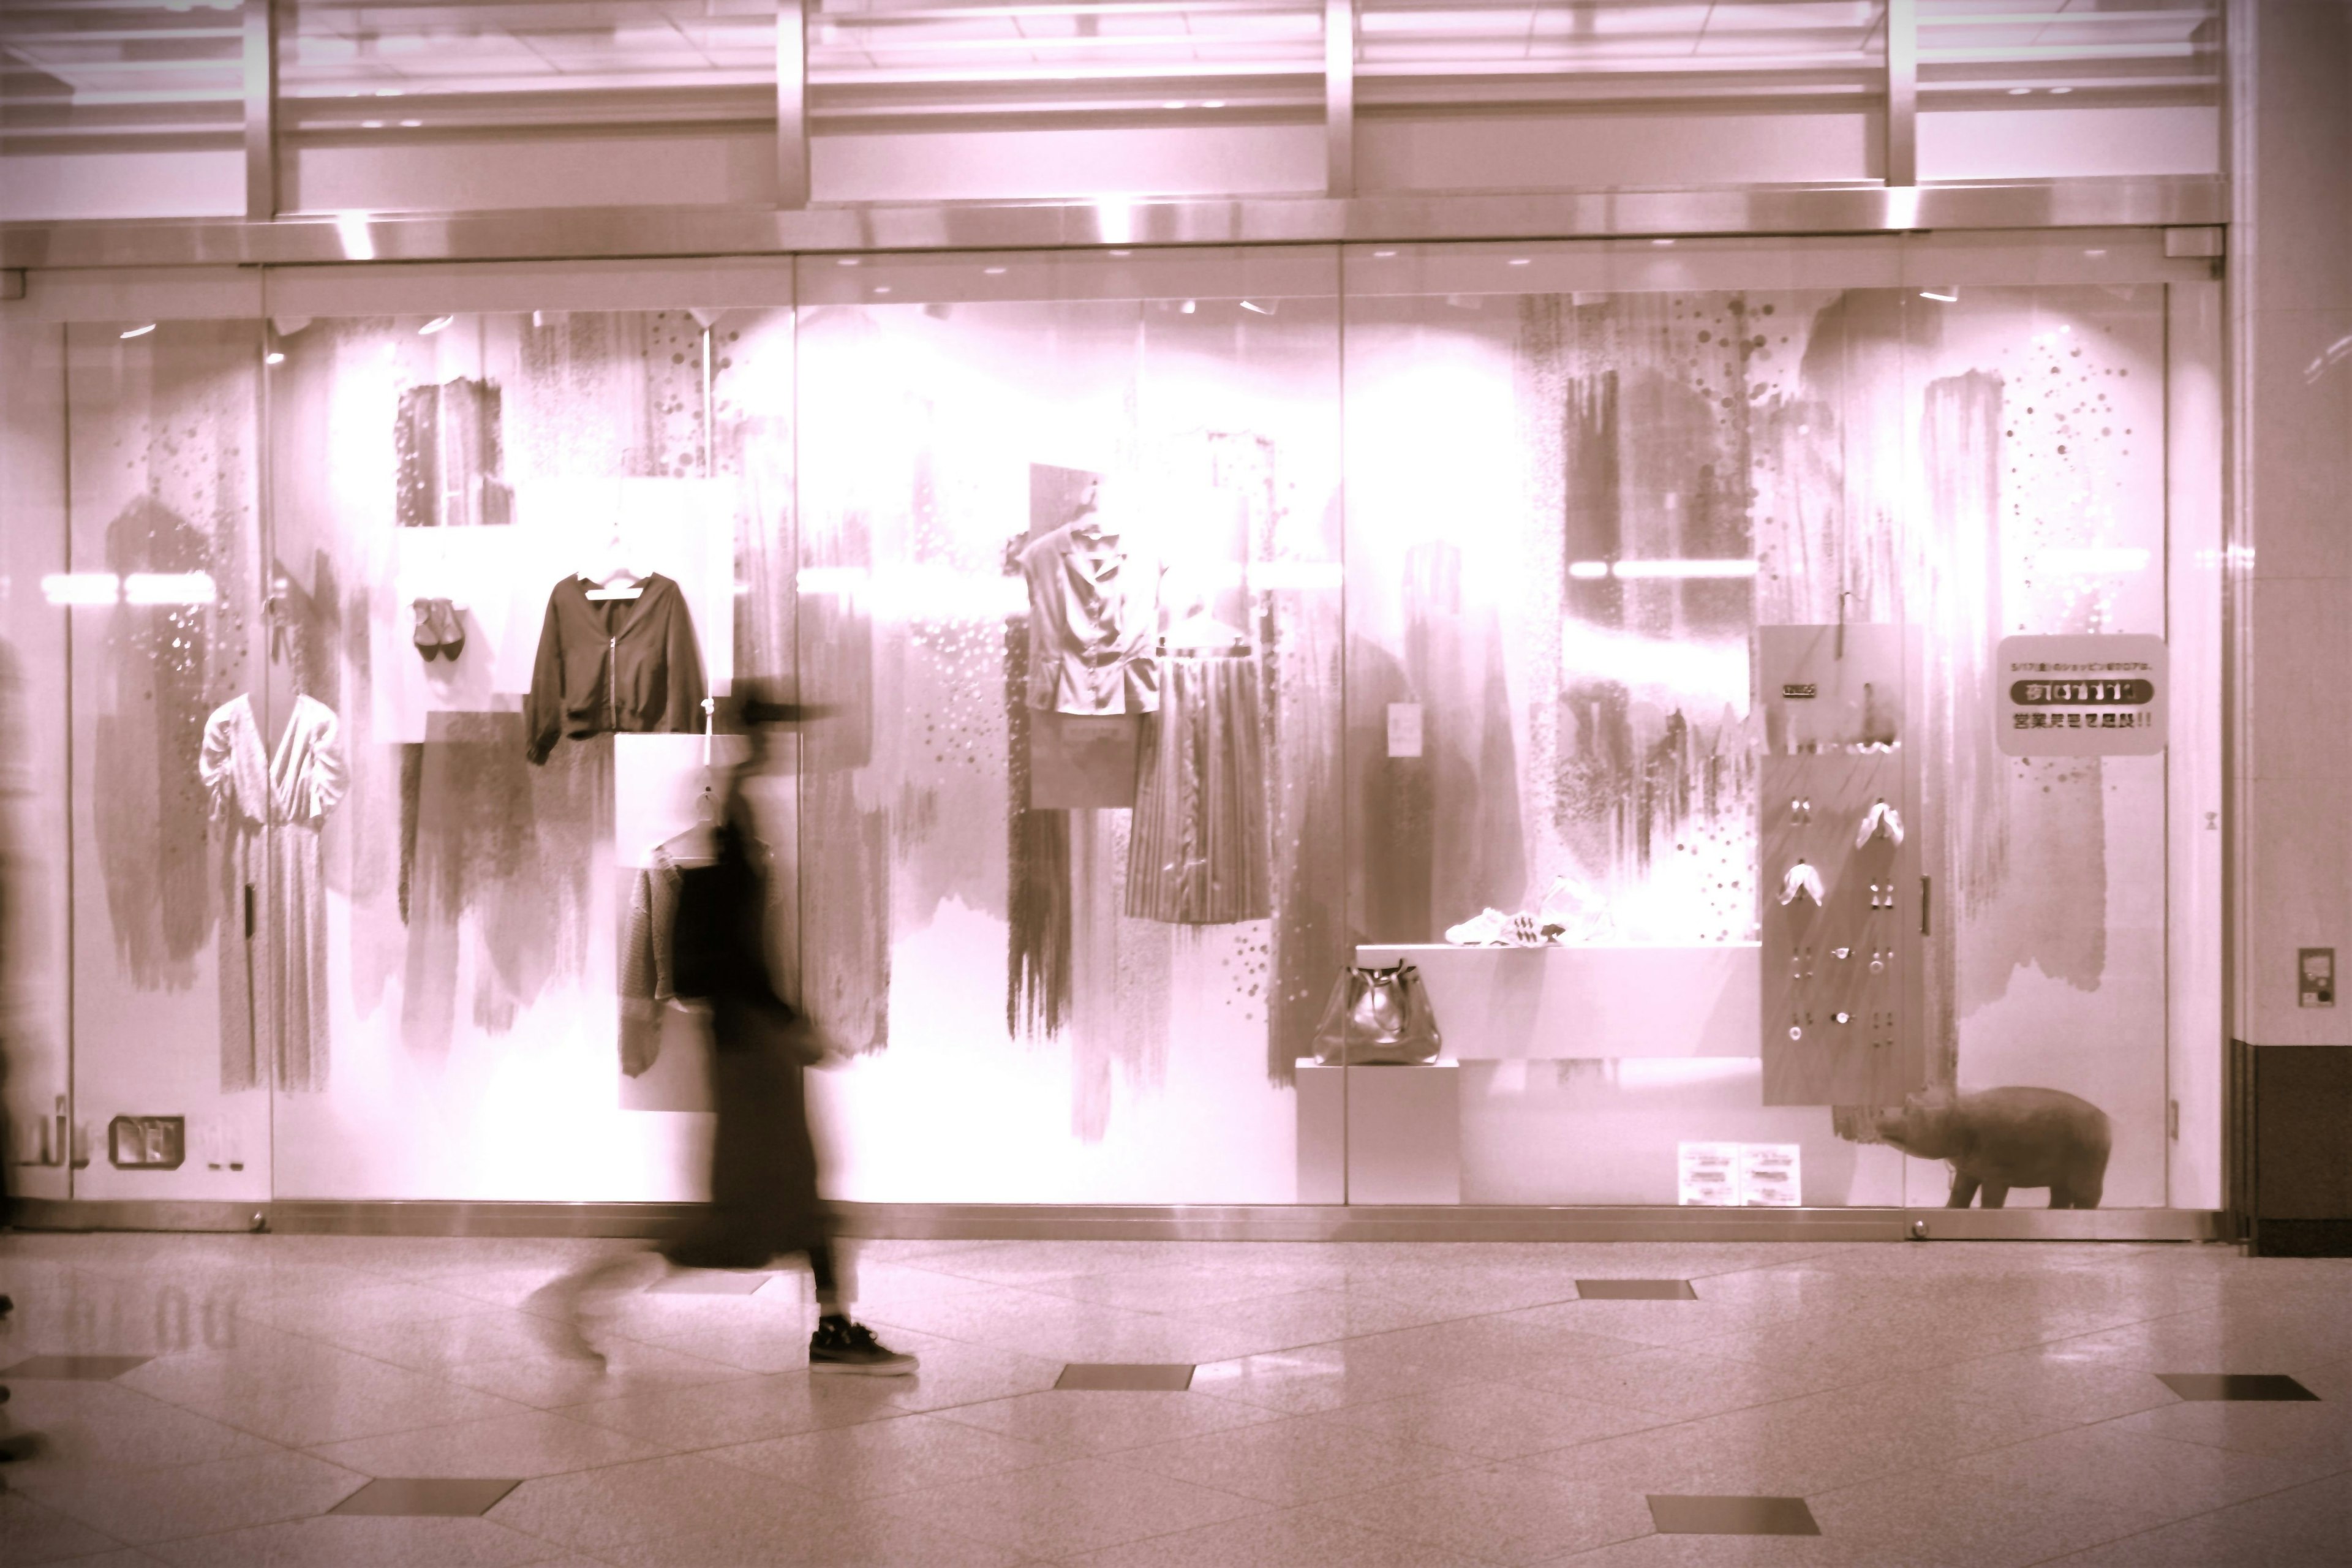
[1343,253,2178,1208]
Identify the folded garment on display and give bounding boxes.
[1855,799,1906,848]
[524,571,707,764]
[1778,859,1826,908]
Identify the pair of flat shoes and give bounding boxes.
[412,598,466,661]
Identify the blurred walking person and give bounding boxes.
[533,693,914,1375]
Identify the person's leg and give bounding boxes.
[808,1232,845,1319]
[804,1233,916,1376]
[525,1246,663,1365]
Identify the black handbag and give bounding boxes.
[1311,962,1443,1065]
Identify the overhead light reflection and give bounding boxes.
[2038,547,2151,575]
[1240,300,1273,315]
[120,323,157,339]
[334,211,375,261]
[1920,287,1959,303]
[40,573,121,606]
[124,571,217,606]
[265,351,286,365]
[418,315,456,334]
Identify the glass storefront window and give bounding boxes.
[0,233,2222,1215]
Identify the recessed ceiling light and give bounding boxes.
[1652,238,1675,247]
[837,257,859,267]
[1181,300,1196,314]
[1202,99,1225,108]
[419,315,456,334]
[873,285,891,295]
[1507,258,1530,266]
[120,323,157,339]
[983,266,1007,275]
[2050,86,2073,95]
[362,119,384,129]
[399,119,421,127]
[1163,100,1185,110]
[1372,249,1397,258]
[264,350,286,365]
[2008,86,2031,96]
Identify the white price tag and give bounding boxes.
[1387,703,1424,759]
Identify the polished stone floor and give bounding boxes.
[2,1233,2348,1566]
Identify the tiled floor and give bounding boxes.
[2,1232,2348,1566]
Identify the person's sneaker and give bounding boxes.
[809,1316,918,1376]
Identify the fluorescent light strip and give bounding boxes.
[1570,559,1759,581]
[2038,547,2150,575]
[124,571,217,606]
[40,573,121,606]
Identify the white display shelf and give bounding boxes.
[1352,943,1762,1060]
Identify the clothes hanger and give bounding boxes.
[1159,608,1249,656]
[584,565,644,602]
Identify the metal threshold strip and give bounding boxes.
[0,176,2224,271]
[10,1197,2230,1244]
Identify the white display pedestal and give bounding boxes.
[1295,1060,1461,1205]
[1354,943,1762,1059]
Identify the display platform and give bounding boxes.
[1353,944,1762,1060]
[1295,1061,1461,1205]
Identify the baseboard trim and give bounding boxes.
[7,1199,2231,1245]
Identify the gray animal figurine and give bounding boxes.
[1874,1086,2111,1209]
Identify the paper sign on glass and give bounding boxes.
[1387,703,1424,759]
[1740,1144,1802,1207]
[1678,1142,1741,1206]
[1996,634,2165,756]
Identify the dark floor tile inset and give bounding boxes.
[2157,1373,2320,1403]
[330,1478,522,1517]
[647,1271,774,1296]
[1055,1362,1196,1392]
[1648,1495,1821,1536]
[0,1354,153,1381]
[1577,1279,1698,1301]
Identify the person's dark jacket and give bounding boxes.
[524,573,706,764]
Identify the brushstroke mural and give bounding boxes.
[1349,276,2171,1207]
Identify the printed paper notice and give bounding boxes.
[1387,703,1424,759]
[1996,633,2165,756]
[1739,1144,1802,1207]
[1678,1142,1741,1207]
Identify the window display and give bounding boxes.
[0,232,2222,1215]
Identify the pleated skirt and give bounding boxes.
[1125,655,1271,924]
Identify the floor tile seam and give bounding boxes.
[0,1486,141,1558]
[20,1466,377,1547]
[2098,1408,2352,1465]
[135,1316,552,1407]
[292,1401,680,1471]
[1082,1420,1490,1500]
[121,1363,552,1452]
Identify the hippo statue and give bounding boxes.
[1874,1086,2111,1209]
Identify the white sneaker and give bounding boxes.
[1445,908,1510,945]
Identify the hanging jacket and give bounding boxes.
[524,573,706,764]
